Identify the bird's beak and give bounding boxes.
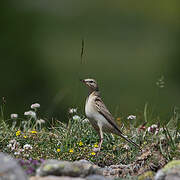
[80,79,85,83]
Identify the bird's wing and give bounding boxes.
[94,96,141,149]
[94,96,123,133]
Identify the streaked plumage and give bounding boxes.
[81,78,140,150]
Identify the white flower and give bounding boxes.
[72,115,81,121]
[37,119,45,124]
[7,144,12,148]
[11,114,18,119]
[23,144,32,150]
[69,108,77,114]
[82,118,89,123]
[8,139,20,151]
[24,110,36,118]
[147,124,158,134]
[31,103,40,109]
[24,154,30,157]
[127,115,136,120]
[14,151,20,155]
[20,149,24,152]
[9,139,17,144]
[151,124,158,129]
[147,127,151,132]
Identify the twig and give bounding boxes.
[80,38,85,65]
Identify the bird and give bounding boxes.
[80,78,141,151]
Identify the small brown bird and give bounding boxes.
[81,78,140,150]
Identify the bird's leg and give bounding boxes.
[98,126,103,150]
[98,138,103,150]
[93,123,103,152]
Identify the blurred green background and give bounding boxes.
[1,0,180,121]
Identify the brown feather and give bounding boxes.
[94,96,141,149]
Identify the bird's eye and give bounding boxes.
[89,81,93,83]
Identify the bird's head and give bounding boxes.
[80,78,99,91]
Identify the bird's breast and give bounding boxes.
[85,97,96,120]
[85,96,110,128]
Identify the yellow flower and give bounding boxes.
[16,130,21,136]
[23,136,27,138]
[78,141,83,146]
[57,149,61,152]
[116,117,121,121]
[69,149,74,153]
[91,152,96,156]
[31,130,37,134]
[93,143,99,148]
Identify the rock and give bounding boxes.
[102,164,132,178]
[155,160,180,180]
[0,152,27,180]
[86,174,113,180]
[31,175,111,180]
[30,175,85,180]
[37,160,103,177]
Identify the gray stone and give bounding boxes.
[78,160,93,165]
[86,175,113,180]
[102,164,132,178]
[155,160,180,180]
[0,152,27,180]
[30,176,85,180]
[37,160,103,178]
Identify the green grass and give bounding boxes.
[0,103,180,177]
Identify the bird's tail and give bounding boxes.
[118,133,141,150]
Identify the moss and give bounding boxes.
[58,164,65,168]
[73,166,81,172]
[162,160,180,172]
[43,164,53,171]
[138,171,154,180]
